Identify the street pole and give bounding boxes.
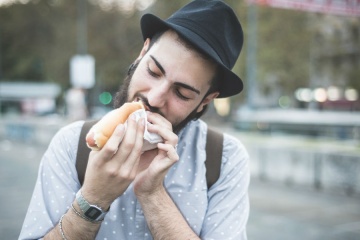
[0,30,2,116]
[0,29,2,80]
[246,3,258,109]
[77,0,87,54]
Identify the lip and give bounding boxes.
[143,105,150,111]
[135,97,150,111]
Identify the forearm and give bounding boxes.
[138,187,200,240]
[44,201,101,240]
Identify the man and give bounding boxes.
[20,0,250,239]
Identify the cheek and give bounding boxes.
[167,100,199,123]
[128,72,150,98]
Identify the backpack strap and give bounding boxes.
[75,120,98,186]
[205,127,223,189]
[76,121,223,189]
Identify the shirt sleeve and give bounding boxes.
[200,133,250,240]
[19,121,83,240]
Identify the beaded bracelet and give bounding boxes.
[59,214,68,240]
[71,203,103,224]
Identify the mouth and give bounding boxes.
[135,97,150,111]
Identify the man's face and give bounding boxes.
[116,31,218,132]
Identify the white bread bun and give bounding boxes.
[85,101,163,151]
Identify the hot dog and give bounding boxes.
[86,101,145,151]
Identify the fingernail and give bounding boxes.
[115,124,125,137]
[117,124,125,131]
[130,113,137,120]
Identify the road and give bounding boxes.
[248,179,360,240]
[1,128,360,240]
[0,139,44,239]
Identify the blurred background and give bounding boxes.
[0,0,359,239]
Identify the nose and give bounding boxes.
[147,81,170,108]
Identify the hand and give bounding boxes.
[81,114,145,209]
[133,111,179,198]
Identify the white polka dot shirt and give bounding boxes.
[19,119,250,240]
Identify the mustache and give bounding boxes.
[135,93,165,118]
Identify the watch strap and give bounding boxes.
[75,190,108,222]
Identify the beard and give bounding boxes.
[113,61,202,134]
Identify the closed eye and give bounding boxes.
[147,67,160,78]
[175,88,191,101]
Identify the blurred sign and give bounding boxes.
[0,82,61,100]
[70,54,95,89]
[247,0,360,16]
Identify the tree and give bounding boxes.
[1,0,358,110]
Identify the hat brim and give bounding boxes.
[141,14,243,98]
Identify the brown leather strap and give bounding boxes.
[75,120,98,186]
[75,121,223,189]
[205,127,224,189]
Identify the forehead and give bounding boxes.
[146,31,217,91]
[172,32,214,63]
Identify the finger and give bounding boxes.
[118,118,145,171]
[122,114,140,147]
[146,111,172,131]
[157,143,179,162]
[98,124,126,159]
[146,111,178,146]
[147,122,178,146]
[113,116,144,163]
[147,143,179,177]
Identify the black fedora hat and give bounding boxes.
[140,0,244,98]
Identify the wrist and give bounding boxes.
[136,185,167,203]
[75,190,109,222]
[80,188,112,210]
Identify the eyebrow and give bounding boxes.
[150,55,166,75]
[150,55,201,95]
[175,82,200,95]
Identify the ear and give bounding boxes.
[137,38,151,60]
[197,91,219,113]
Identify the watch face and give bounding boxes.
[85,206,102,219]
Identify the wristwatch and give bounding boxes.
[76,190,108,222]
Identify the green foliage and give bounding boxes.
[0,0,76,84]
[0,0,193,92]
[256,6,311,96]
[0,0,358,105]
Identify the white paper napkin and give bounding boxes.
[126,109,163,151]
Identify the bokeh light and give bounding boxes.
[278,95,291,108]
[214,98,230,117]
[345,88,358,101]
[327,86,341,101]
[99,92,112,105]
[295,88,312,102]
[313,88,327,102]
